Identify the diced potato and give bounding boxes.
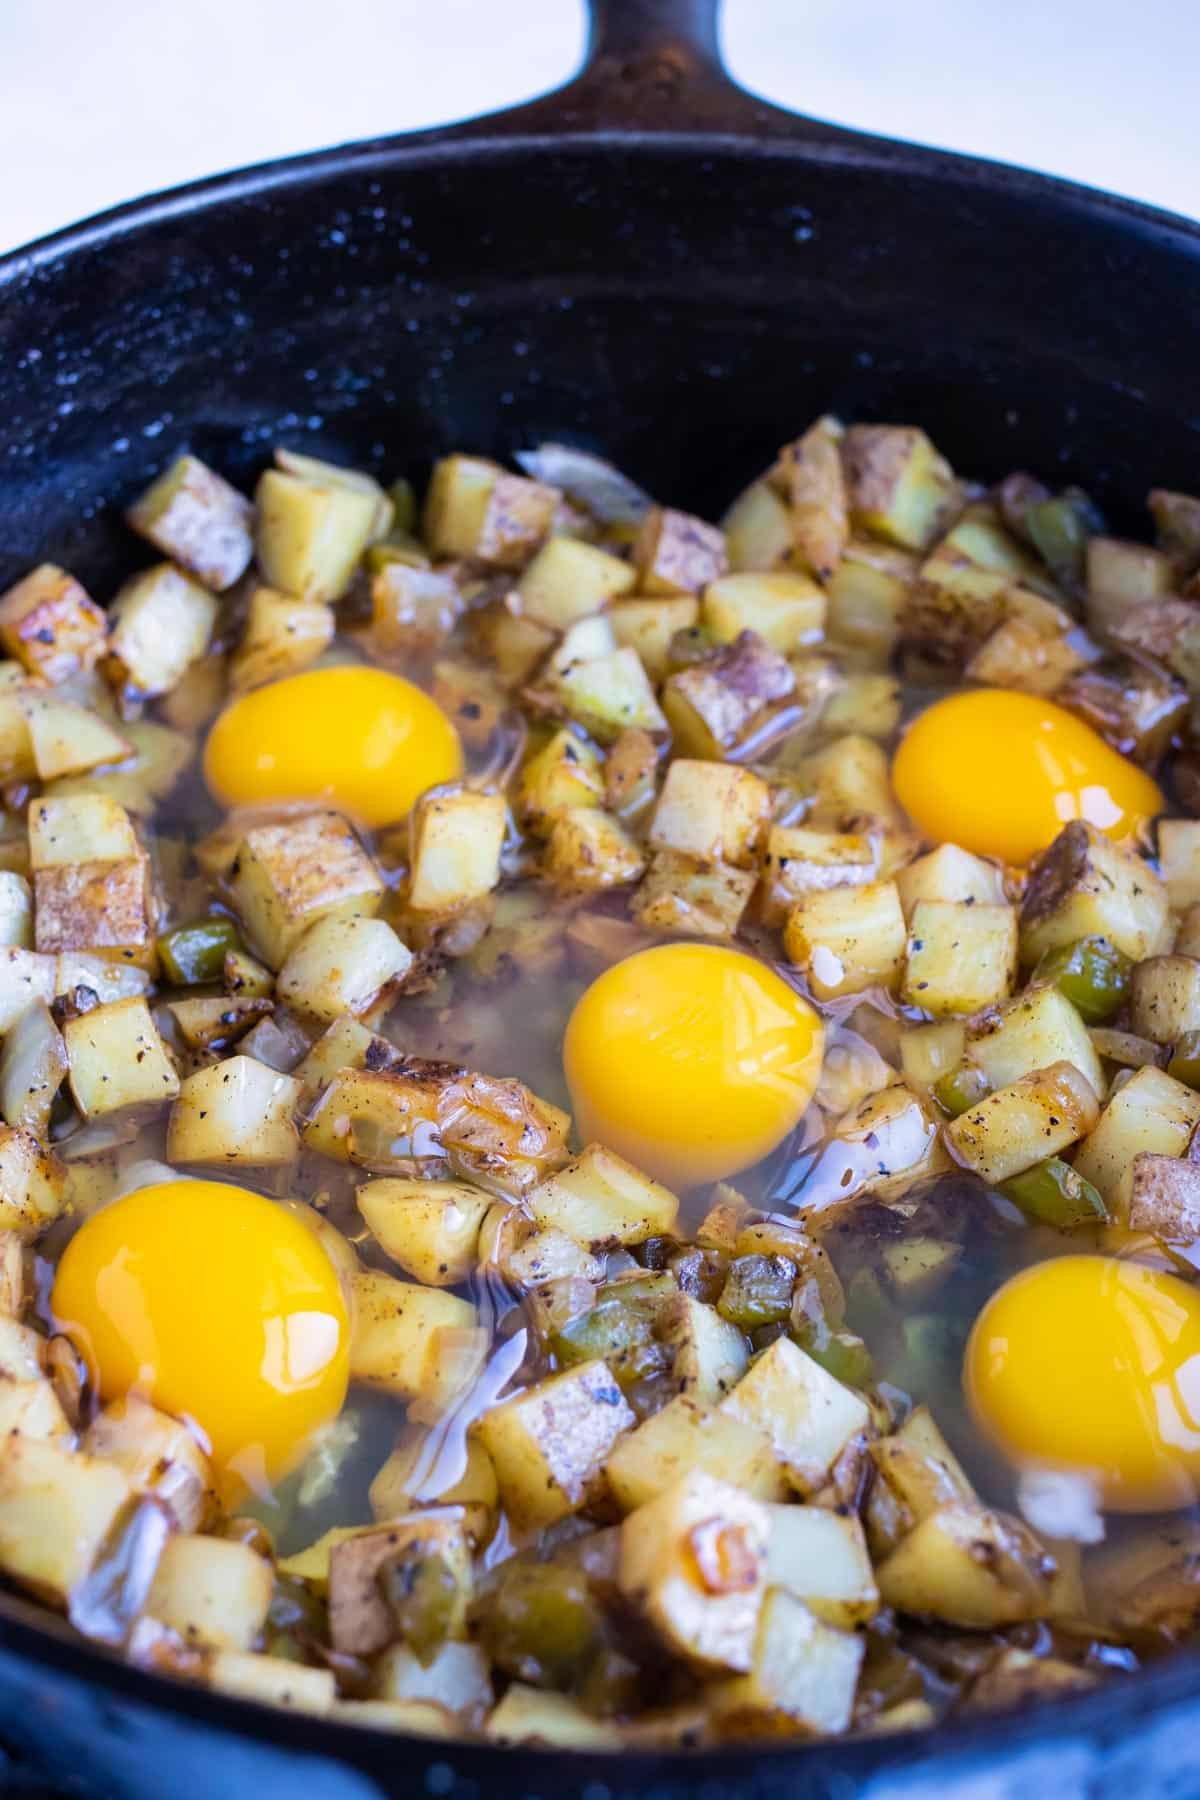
[294,1014,382,1101]
[659,1293,749,1404]
[529,1143,678,1247]
[556,646,669,742]
[498,1223,603,1288]
[721,479,792,573]
[277,915,411,1025]
[145,1534,273,1651]
[0,1437,132,1607]
[54,951,151,1007]
[1020,821,1171,966]
[369,1426,498,1524]
[517,729,604,835]
[167,996,273,1053]
[423,456,558,569]
[946,1060,1100,1185]
[371,1639,494,1719]
[803,1084,943,1218]
[369,562,461,658]
[649,761,769,870]
[777,416,849,580]
[662,632,794,761]
[544,808,645,893]
[708,1590,864,1739]
[0,566,107,684]
[618,1469,768,1672]
[0,1232,25,1317]
[254,468,380,604]
[966,617,1090,696]
[632,851,756,939]
[46,717,193,817]
[800,733,904,830]
[229,587,334,692]
[0,1379,70,1444]
[607,725,664,819]
[208,1651,336,1715]
[34,854,153,967]
[966,983,1104,1099]
[1125,1152,1200,1245]
[758,826,878,929]
[1086,534,1174,632]
[350,1270,477,1403]
[64,998,180,1120]
[895,844,1006,920]
[476,1360,633,1532]
[0,999,67,1137]
[721,1337,870,1496]
[84,1397,213,1532]
[229,812,383,968]
[301,1061,442,1169]
[763,1505,879,1628]
[0,873,32,950]
[468,597,556,685]
[106,563,219,704]
[517,537,635,629]
[702,573,825,654]
[842,425,955,551]
[127,454,254,590]
[634,506,727,596]
[898,1019,965,1094]
[901,900,1018,1016]
[824,539,914,660]
[783,880,907,999]
[866,1406,976,1555]
[543,612,616,678]
[1084,1518,1200,1635]
[876,1502,1056,1627]
[357,1179,491,1286]
[486,1686,622,1749]
[23,694,131,783]
[1157,819,1200,913]
[1130,955,1200,1045]
[610,596,700,682]
[1072,1065,1200,1213]
[167,1057,302,1167]
[28,794,139,870]
[967,1648,1099,1713]
[328,1510,470,1656]
[821,671,902,739]
[607,1396,787,1512]
[405,787,505,916]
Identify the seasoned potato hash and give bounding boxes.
[1,427,1200,1746]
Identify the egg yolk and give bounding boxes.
[563,943,824,1190]
[203,665,463,829]
[892,688,1163,866]
[52,1180,349,1499]
[965,1254,1200,1512]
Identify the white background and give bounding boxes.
[1,0,1197,254]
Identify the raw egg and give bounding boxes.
[892,688,1163,865]
[563,942,824,1190]
[52,1180,349,1497]
[203,664,462,828]
[965,1254,1200,1512]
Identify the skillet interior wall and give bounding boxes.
[2,136,1199,594]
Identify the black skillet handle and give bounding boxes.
[444,0,838,141]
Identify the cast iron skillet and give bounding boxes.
[2,1,1200,1793]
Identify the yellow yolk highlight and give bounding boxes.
[892,688,1163,866]
[563,943,824,1190]
[52,1180,349,1498]
[965,1254,1200,1513]
[203,665,463,829]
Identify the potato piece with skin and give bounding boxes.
[423,456,558,569]
[662,631,795,761]
[901,900,1018,1016]
[702,573,826,654]
[1072,1065,1200,1213]
[1125,1153,1200,1246]
[842,425,956,551]
[350,1270,476,1402]
[632,852,756,940]
[1019,821,1171,967]
[83,1397,213,1532]
[945,1060,1100,1185]
[609,596,699,682]
[764,1505,880,1628]
[544,808,645,894]
[369,564,461,658]
[967,1648,1099,1713]
[328,1509,471,1656]
[607,1396,787,1513]
[229,587,334,692]
[294,1014,387,1103]
[408,787,506,914]
[634,506,727,596]
[34,857,154,966]
[106,564,219,708]
[1086,534,1174,630]
[207,1652,336,1716]
[619,1469,768,1673]
[720,1336,871,1496]
[529,1143,678,1247]
[758,827,879,928]
[277,915,412,1025]
[145,1534,273,1651]
[876,1502,1056,1628]
[781,416,849,581]
[966,983,1104,1098]
[895,843,1006,920]
[1130,955,1200,1045]
[127,454,254,590]
[708,1589,865,1740]
[556,646,669,742]
[356,1179,491,1286]
[784,879,907,1000]
[166,996,272,1053]
[517,729,604,835]
[64,998,179,1121]
[0,1437,133,1608]
[659,1294,749,1404]
[477,1359,633,1532]
[254,468,380,604]
[167,1058,302,1168]
[517,537,635,629]
[0,567,108,684]
[649,761,769,870]
[229,811,383,969]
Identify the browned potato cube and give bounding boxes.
[0,1128,64,1240]
[145,1534,273,1650]
[1130,955,1200,1045]
[127,454,253,590]
[517,729,604,836]
[517,537,635,630]
[475,1360,634,1531]
[633,506,727,596]
[105,564,219,705]
[759,826,879,927]
[0,1437,132,1607]
[1125,1152,1200,1245]
[720,1337,870,1495]
[876,1502,1056,1628]
[544,808,644,893]
[662,631,795,760]
[945,1061,1100,1185]
[610,596,700,681]
[83,1396,214,1532]
[632,851,756,940]
[784,880,907,1000]
[606,1396,786,1512]
[167,1058,302,1167]
[34,857,153,965]
[229,587,334,692]
[1020,821,1171,966]
[408,788,506,913]
[0,566,107,683]
[649,761,769,869]
[229,812,383,968]
[64,997,179,1120]
[842,425,956,551]
[708,1589,864,1738]
[350,1269,478,1403]
[781,415,850,580]
[721,478,793,573]
[370,563,462,656]
[423,456,559,569]
[702,572,826,654]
